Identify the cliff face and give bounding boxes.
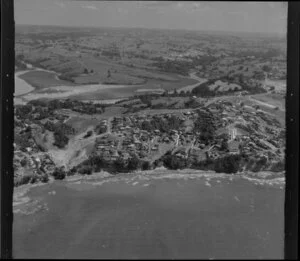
[239,157,284,173]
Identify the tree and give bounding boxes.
[52,167,66,180]
[269,86,275,91]
[20,158,27,167]
[84,68,89,74]
[78,165,93,175]
[262,65,271,72]
[40,174,49,183]
[142,161,151,170]
[214,155,241,174]
[220,140,229,151]
[162,90,168,97]
[163,154,187,170]
[127,155,141,171]
[113,157,126,172]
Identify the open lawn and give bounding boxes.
[19,71,75,89]
[65,116,100,133]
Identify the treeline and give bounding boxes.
[158,151,243,174]
[191,80,217,97]
[191,77,266,97]
[69,154,151,176]
[48,152,284,182]
[14,127,33,151]
[15,104,34,118]
[159,151,281,174]
[28,99,106,114]
[19,152,285,185]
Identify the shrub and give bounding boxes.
[113,157,126,172]
[162,153,187,170]
[78,165,93,175]
[142,161,151,171]
[20,158,27,167]
[214,154,242,174]
[30,174,39,184]
[52,167,66,180]
[14,175,32,186]
[270,160,285,172]
[40,174,49,183]
[84,130,93,138]
[127,156,141,171]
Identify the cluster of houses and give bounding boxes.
[14,149,56,177]
[95,119,108,134]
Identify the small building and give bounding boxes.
[163,137,170,143]
[228,140,240,154]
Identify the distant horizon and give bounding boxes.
[15,23,286,38]
[15,1,287,36]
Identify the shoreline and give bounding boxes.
[14,167,285,190]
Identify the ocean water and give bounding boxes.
[13,173,284,259]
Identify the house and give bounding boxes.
[206,150,220,160]
[190,148,207,161]
[111,151,119,160]
[228,140,240,154]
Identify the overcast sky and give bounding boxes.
[15,1,287,35]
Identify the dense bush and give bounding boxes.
[191,81,216,97]
[40,174,49,183]
[52,167,66,180]
[14,175,32,187]
[162,154,187,169]
[78,165,93,175]
[252,157,268,172]
[270,160,285,172]
[127,155,141,171]
[15,104,33,118]
[53,130,69,149]
[193,110,217,144]
[141,161,151,171]
[214,154,242,174]
[43,121,74,149]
